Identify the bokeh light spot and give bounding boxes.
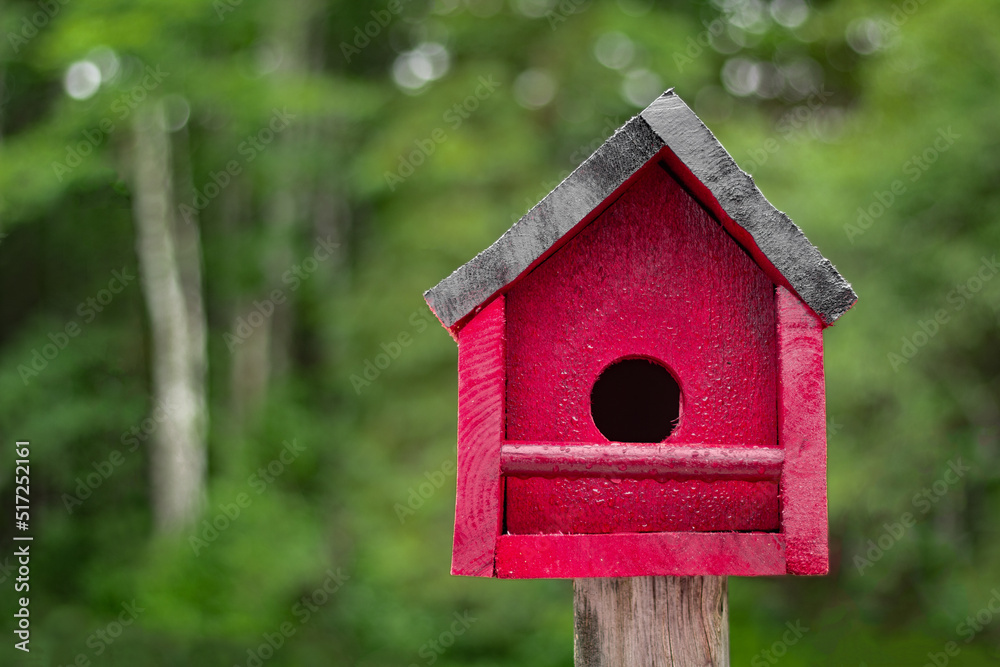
[392,42,450,91]
[594,32,635,70]
[64,61,101,100]
[513,69,557,109]
[621,69,663,107]
[770,0,809,29]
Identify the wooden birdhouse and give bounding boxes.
[423,89,856,580]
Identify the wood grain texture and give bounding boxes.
[495,533,786,578]
[573,576,728,667]
[452,296,505,577]
[504,161,778,536]
[776,286,829,574]
[423,89,855,331]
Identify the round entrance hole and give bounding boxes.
[590,358,681,443]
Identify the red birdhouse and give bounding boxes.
[424,89,856,580]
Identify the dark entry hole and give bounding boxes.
[590,358,681,443]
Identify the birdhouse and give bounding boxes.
[423,90,856,579]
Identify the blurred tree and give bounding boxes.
[130,98,208,533]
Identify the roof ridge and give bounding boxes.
[424,89,856,331]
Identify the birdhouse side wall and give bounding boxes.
[452,295,506,577]
[776,286,829,575]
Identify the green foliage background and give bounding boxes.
[1,0,1000,664]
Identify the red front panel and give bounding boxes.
[504,161,778,534]
[505,478,778,533]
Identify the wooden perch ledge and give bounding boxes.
[500,443,784,481]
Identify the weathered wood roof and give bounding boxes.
[425,89,856,330]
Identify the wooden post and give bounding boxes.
[573,575,728,667]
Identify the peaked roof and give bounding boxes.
[424,89,856,330]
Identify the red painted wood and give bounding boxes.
[504,161,778,537]
[501,442,783,481]
[505,477,779,534]
[445,149,835,578]
[776,286,829,575]
[655,146,800,309]
[495,533,786,578]
[452,296,505,577]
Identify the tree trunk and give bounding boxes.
[226,2,305,423]
[228,0,346,424]
[131,100,208,533]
